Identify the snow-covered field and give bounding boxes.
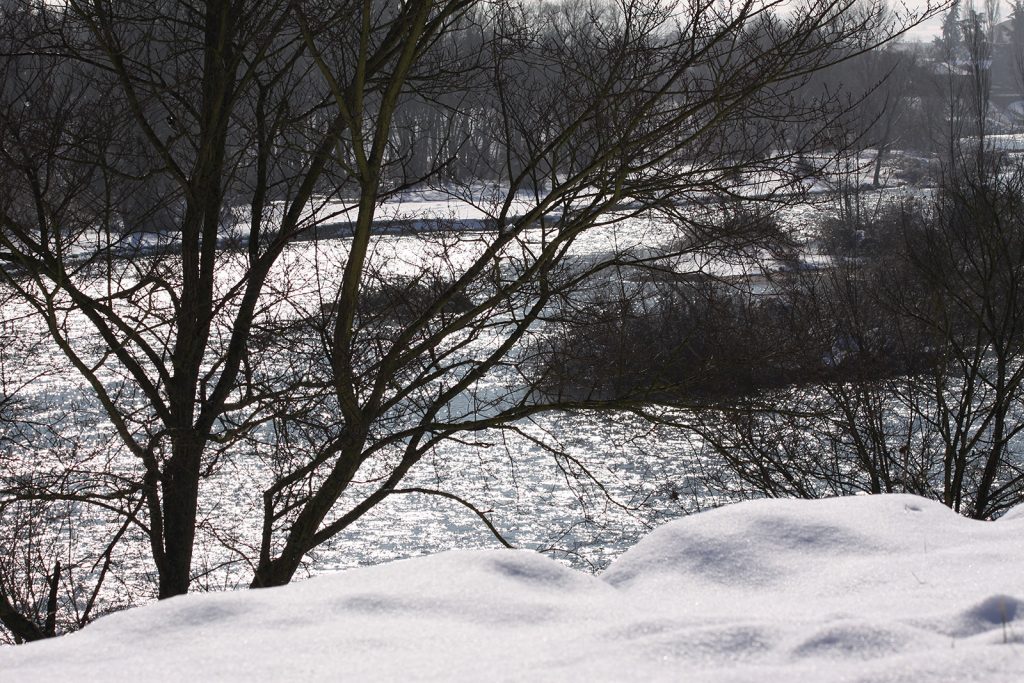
[1,494,1021,681]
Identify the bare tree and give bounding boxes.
[693,163,1024,520]
[0,0,483,604]
[250,0,942,587]
[0,0,936,637]
[896,161,1024,518]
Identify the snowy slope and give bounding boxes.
[2,494,1021,682]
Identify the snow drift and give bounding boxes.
[2,494,1021,681]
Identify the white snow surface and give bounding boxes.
[2,494,1022,681]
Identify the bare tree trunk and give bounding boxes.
[158,436,204,597]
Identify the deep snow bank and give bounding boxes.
[2,494,1021,681]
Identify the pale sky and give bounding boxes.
[899,0,1010,44]
[902,4,943,43]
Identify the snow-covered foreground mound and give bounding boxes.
[3,495,1022,681]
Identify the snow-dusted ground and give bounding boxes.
[1,494,1021,681]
